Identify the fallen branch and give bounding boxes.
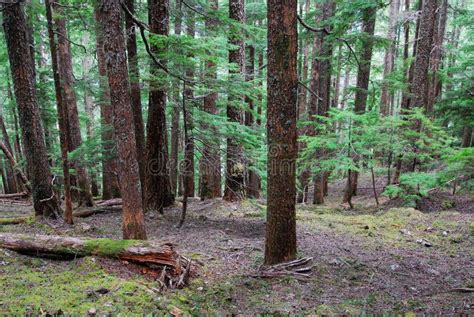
[0,233,191,288]
[97,198,122,207]
[251,257,313,279]
[0,216,30,225]
[0,192,28,199]
[73,205,122,218]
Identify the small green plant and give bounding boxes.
[383,172,440,207]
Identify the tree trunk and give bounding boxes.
[54,7,95,207]
[462,126,473,147]
[344,4,376,200]
[99,0,147,240]
[380,0,400,116]
[170,0,182,198]
[265,0,298,265]
[200,0,221,200]
[223,0,246,202]
[144,0,175,213]
[409,0,438,110]
[45,0,74,224]
[124,0,146,193]
[95,5,121,200]
[0,115,18,194]
[2,2,62,218]
[183,11,195,198]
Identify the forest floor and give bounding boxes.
[0,175,473,315]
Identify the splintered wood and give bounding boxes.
[252,257,314,279]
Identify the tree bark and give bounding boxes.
[265,0,298,265]
[2,1,62,218]
[95,5,121,200]
[409,0,438,110]
[99,0,147,240]
[200,0,222,200]
[223,0,246,202]
[380,0,400,116]
[144,0,175,212]
[54,7,95,207]
[124,0,146,194]
[0,115,18,194]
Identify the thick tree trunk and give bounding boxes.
[99,0,147,240]
[144,0,175,212]
[462,126,473,148]
[409,0,438,110]
[54,9,95,207]
[200,0,222,200]
[125,0,146,193]
[95,6,121,200]
[380,0,400,116]
[183,12,195,198]
[2,2,62,218]
[344,5,376,201]
[223,0,246,202]
[265,0,298,265]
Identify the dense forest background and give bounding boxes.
[0,0,473,314]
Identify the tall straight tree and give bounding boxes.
[200,0,222,200]
[144,0,175,212]
[265,0,298,265]
[124,0,146,192]
[99,0,146,240]
[2,1,62,217]
[224,0,246,201]
[380,0,400,116]
[344,3,377,202]
[95,5,121,200]
[45,0,73,224]
[54,6,95,207]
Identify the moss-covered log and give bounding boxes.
[0,217,31,225]
[0,234,184,274]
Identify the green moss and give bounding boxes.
[83,239,138,257]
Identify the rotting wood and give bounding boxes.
[252,257,313,279]
[73,205,122,218]
[0,233,191,288]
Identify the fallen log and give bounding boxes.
[0,216,30,225]
[73,205,122,218]
[0,192,28,199]
[0,233,190,288]
[97,198,122,207]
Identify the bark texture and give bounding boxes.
[99,0,147,240]
[223,0,246,201]
[144,0,175,212]
[265,0,298,265]
[2,2,61,217]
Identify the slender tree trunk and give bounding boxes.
[265,0,298,265]
[200,0,222,200]
[95,6,121,200]
[462,126,473,147]
[380,0,400,116]
[54,7,95,207]
[223,0,246,201]
[344,4,376,201]
[99,0,147,240]
[124,0,146,193]
[144,0,175,213]
[45,0,73,224]
[183,11,195,198]
[3,1,62,218]
[170,0,182,198]
[0,115,18,194]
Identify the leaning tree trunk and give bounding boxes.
[223,0,246,202]
[99,0,147,240]
[0,115,18,194]
[344,4,376,201]
[200,0,222,200]
[144,0,175,213]
[265,0,298,265]
[95,5,121,200]
[54,7,95,207]
[124,0,146,194]
[2,1,62,218]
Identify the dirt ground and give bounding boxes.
[0,175,473,315]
